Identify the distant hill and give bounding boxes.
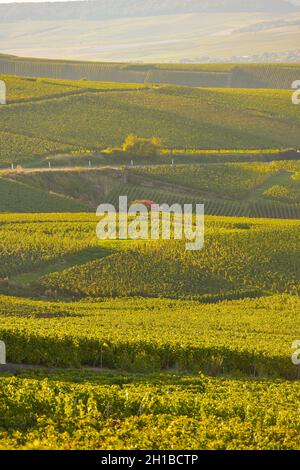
[0,1,297,21]
[0,0,299,63]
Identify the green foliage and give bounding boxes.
[37,216,300,299]
[133,163,277,199]
[0,71,299,451]
[2,162,298,218]
[0,75,147,103]
[0,213,99,277]
[264,184,300,203]
[0,79,299,166]
[0,294,299,378]
[0,177,89,213]
[6,169,120,212]
[0,372,299,449]
[122,134,161,158]
[0,130,73,165]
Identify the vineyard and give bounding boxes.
[2,75,146,103]
[1,56,300,89]
[0,68,299,450]
[0,213,100,278]
[0,211,298,449]
[105,183,300,219]
[1,162,300,220]
[0,213,298,297]
[0,177,89,213]
[0,76,300,166]
[0,130,73,164]
[132,163,278,199]
[35,217,299,299]
[261,165,300,204]
[0,293,299,378]
[0,370,299,450]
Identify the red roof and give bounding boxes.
[132,199,159,210]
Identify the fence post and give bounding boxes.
[0,81,6,105]
[106,402,110,418]
[0,341,6,365]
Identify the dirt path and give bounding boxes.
[0,363,113,374]
[0,165,123,175]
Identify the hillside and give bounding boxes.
[0,9,299,452]
[0,1,296,22]
[0,75,299,219]
[0,76,299,170]
[0,176,89,213]
[0,210,299,449]
[0,1,299,62]
[0,213,298,300]
[3,161,300,219]
[1,56,299,89]
[35,217,299,300]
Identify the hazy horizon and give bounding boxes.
[0,0,299,3]
[0,0,299,63]
[0,0,82,3]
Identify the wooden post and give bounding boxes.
[0,341,6,365]
[0,81,6,105]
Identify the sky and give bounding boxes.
[0,0,83,2]
[5,0,300,4]
[0,0,299,3]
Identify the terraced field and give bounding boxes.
[126,162,300,219]
[132,163,277,199]
[1,161,299,219]
[0,76,299,167]
[1,56,300,89]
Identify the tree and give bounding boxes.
[122,134,161,158]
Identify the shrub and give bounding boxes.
[122,134,161,158]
